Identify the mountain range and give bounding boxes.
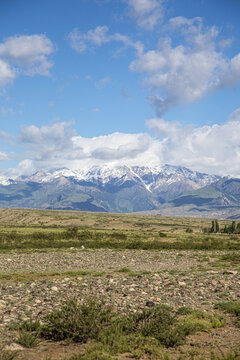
[0,164,240,219]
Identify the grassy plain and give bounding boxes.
[0,208,240,252]
[0,208,239,360]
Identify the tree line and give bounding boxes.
[204,220,240,234]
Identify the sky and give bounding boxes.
[0,0,240,177]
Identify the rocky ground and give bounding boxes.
[0,249,240,359]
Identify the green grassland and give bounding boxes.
[0,208,240,252]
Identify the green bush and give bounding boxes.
[12,298,229,357]
[41,298,119,343]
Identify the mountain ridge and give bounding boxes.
[1,164,239,218]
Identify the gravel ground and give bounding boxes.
[0,249,234,274]
[0,249,240,346]
[0,248,239,360]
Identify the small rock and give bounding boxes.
[51,286,58,292]
[5,343,25,351]
[223,270,238,275]
[0,300,6,308]
[146,301,155,308]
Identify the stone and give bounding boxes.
[51,286,58,292]
[5,343,25,351]
[146,301,155,308]
[223,270,238,275]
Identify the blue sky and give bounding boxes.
[0,0,240,177]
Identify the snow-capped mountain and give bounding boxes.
[0,164,222,214]
[8,164,220,189]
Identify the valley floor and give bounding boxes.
[0,209,239,359]
[0,249,240,359]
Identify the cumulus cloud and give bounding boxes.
[19,122,75,144]
[146,108,240,176]
[74,132,153,161]
[130,17,240,115]
[0,59,17,86]
[67,26,143,55]
[0,34,55,86]
[5,122,160,174]
[124,0,164,30]
[2,108,240,178]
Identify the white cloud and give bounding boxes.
[68,26,109,53]
[0,59,16,86]
[3,108,240,177]
[130,17,240,115]
[0,151,9,161]
[146,108,240,176]
[67,26,143,55]
[0,34,55,86]
[7,122,160,173]
[73,132,153,162]
[124,0,164,30]
[19,122,75,144]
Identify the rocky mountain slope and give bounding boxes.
[0,164,221,213]
[155,177,240,219]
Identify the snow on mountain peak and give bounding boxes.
[0,164,220,190]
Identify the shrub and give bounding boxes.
[41,298,118,343]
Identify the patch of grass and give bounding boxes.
[1,222,240,252]
[211,351,240,360]
[118,267,131,273]
[0,351,18,360]
[16,330,40,348]
[215,302,240,327]
[177,307,226,330]
[9,319,42,332]
[218,253,240,266]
